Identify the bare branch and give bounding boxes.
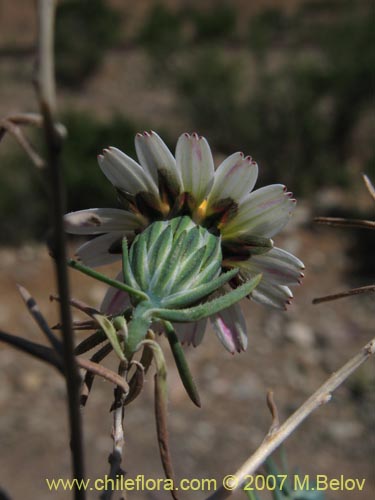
[314,217,375,230]
[0,117,45,168]
[77,357,129,395]
[35,0,86,494]
[266,391,280,436]
[0,329,63,372]
[80,343,113,406]
[206,337,375,499]
[313,284,375,304]
[101,362,128,500]
[35,0,56,113]
[17,284,63,354]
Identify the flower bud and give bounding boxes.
[123,216,224,309]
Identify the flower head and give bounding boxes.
[65,131,304,352]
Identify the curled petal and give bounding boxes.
[64,208,142,235]
[175,319,207,347]
[210,302,247,353]
[176,133,214,205]
[98,147,158,196]
[100,272,131,315]
[207,152,258,207]
[231,247,304,286]
[75,232,125,267]
[251,280,293,310]
[222,185,295,239]
[135,131,181,192]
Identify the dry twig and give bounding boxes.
[312,284,375,304]
[34,1,86,495]
[206,337,375,499]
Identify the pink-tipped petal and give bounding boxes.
[175,319,207,347]
[64,208,142,235]
[98,147,158,196]
[231,247,304,286]
[75,232,124,267]
[222,184,295,239]
[207,152,258,206]
[135,131,181,190]
[100,272,131,315]
[211,302,248,353]
[251,281,293,310]
[176,133,214,204]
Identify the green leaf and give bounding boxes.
[160,268,239,308]
[122,237,140,291]
[168,245,207,292]
[131,230,151,291]
[152,274,262,322]
[147,224,173,281]
[68,259,149,302]
[164,321,201,407]
[93,314,126,361]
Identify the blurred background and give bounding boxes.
[0,0,374,499]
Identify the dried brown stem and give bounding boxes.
[101,362,128,500]
[50,294,100,317]
[313,284,375,304]
[35,1,85,495]
[77,357,129,395]
[0,117,45,168]
[206,337,375,499]
[266,390,280,435]
[80,343,113,406]
[314,217,375,230]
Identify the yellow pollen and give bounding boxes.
[197,199,208,220]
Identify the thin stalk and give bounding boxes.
[206,337,375,499]
[35,1,85,496]
[68,259,149,302]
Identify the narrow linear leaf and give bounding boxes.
[122,237,140,290]
[153,274,262,322]
[94,314,126,362]
[74,330,107,355]
[124,363,145,407]
[130,231,150,291]
[161,268,239,309]
[164,321,201,407]
[68,259,148,302]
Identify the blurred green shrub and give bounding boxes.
[247,8,290,55]
[0,112,139,244]
[174,1,372,194]
[55,0,121,88]
[0,150,46,244]
[61,111,138,212]
[188,3,237,42]
[138,2,183,69]
[176,49,244,152]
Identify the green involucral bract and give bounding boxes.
[69,216,262,357]
[124,216,223,307]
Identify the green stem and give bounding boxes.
[68,259,149,302]
[164,321,201,408]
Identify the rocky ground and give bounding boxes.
[0,2,374,498]
[0,204,374,500]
